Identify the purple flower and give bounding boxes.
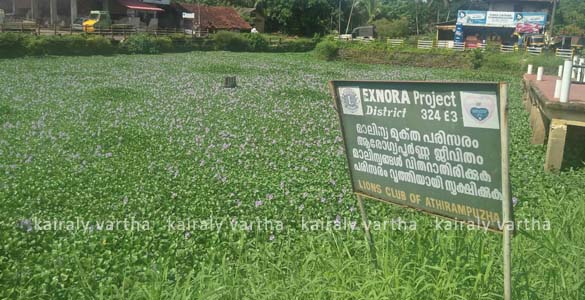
[267,194,274,200]
[255,200,263,207]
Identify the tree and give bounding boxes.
[360,0,381,23]
[371,17,410,38]
[554,0,585,34]
[262,0,339,36]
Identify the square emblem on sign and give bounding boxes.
[460,91,500,129]
[339,87,363,116]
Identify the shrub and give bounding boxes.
[1,32,316,58]
[244,33,269,52]
[122,34,163,54]
[278,38,317,52]
[314,40,339,61]
[25,36,49,56]
[84,35,115,55]
[212,31,249,52]
[467,49,485,69]
[155,36,173,53]
[40,35,87,56]
[0,33,30,58]
[167,33,193,52]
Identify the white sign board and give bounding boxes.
[486,11,516,28]
[182,12,195,19]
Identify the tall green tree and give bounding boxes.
[360,0,381,23]
[554,0,585,35]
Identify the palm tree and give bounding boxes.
[361,0,380,23]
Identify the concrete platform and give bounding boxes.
[524,74,585,104]
[522,74,585,172]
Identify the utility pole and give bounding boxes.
[345,0,357,34]
[198,1,201,36]
[338,0,341,35]
[550,0,558,36]
[415,0,420,35]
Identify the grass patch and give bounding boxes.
[0,52,583,300]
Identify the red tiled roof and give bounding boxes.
[176,3,252,30]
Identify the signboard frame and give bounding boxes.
[329,80,512,299]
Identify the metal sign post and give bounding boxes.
[356,194,379,269]
[500,84,512,300]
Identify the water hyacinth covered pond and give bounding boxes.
[0,52,584,299]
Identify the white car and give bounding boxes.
[72,17,88,31]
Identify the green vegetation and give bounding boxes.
[313,40,339,61]
[0,52,584,299]
[317,40,567,75]
[371,17,410,39]
[0,33,318,58]
[554,0,585,35]
[0,33,116,58]
[121,34,173,54]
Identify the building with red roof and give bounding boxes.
[173,2,251,32]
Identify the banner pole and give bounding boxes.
[500,83,512,300]
[356,194,379,269]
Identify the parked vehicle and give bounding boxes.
[351,26,376,40]
[72,17,88,31]
[83,11,112,32]
[83,11,136,33]
[523,34,545,48]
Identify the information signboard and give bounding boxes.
[457,10,547,28]
[182,12,195,19]
[330,81,512,230]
